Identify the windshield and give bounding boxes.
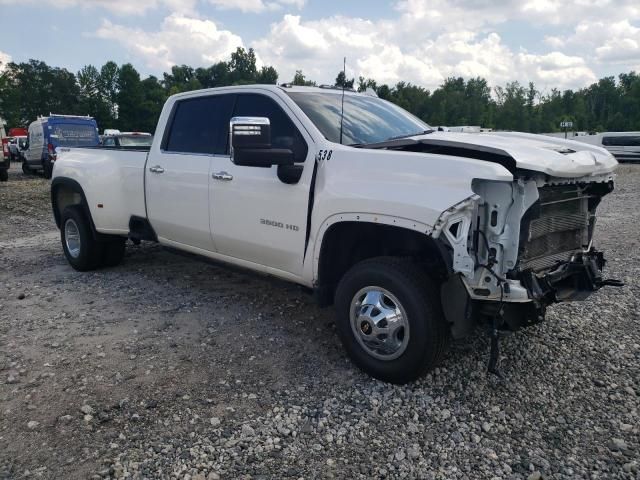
[287,92,431,146]
[50,123,99,147]
[119,135,153,147]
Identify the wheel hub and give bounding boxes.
[64,218,81,259]
[350,287,409,361]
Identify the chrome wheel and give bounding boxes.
[349,286,410,361]
[64,218,81,259]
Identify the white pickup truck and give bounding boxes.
[51,85,621,383]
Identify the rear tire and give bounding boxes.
[43,158,53,179]
[61,205,104,271]
[22,160,32,175]
[0,169,7,182]
[102,238,126,267]
[334,257,449,384]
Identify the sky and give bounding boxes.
[1,0,639,92]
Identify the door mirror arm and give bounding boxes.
[277,164,303,184]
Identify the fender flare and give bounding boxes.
[311,212,433,283]
[51,177,108,241]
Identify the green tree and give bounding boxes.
[116,63,144,131]
[78,64,113,128]
[335,71,354,89]
[229,47,258,85]
[257,66,278,84]
[292,70,316,86]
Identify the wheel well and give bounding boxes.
[52,183,85,229]
[316,222,452,306]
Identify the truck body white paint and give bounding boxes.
[52,85,617,299]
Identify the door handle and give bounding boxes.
[149,165,165,174]
[212,171,233,181]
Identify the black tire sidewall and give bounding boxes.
[335,259,446,384]
[61,206,102,271]
[43,158,53,179]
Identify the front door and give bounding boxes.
[145,94,234,251]
[209,92,314,276]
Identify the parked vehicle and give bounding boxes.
[50,85,621,383]
[102,132,153,148]
[9,135,28,161]
[0,120,8,182]
[23,114,100,178]
[574,132,640,162]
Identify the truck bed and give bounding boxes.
[54,147,148,235]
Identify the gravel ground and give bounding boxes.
[0,161,639,480]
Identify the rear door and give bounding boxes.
[209,91,314,276]
[145,93,235,251]
[624,135,640,161]
[26,122,44,165]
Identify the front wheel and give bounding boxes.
[334,257,449,384]
[0,169,7,182]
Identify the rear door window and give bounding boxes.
[164,95,235,155]
[50,123,99,147]
[602,136,640,146]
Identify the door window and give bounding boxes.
[232,94,308,162]
[602,136,640,146]
[164,95,235,155]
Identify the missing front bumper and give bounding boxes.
[442,248,623,339]
[519,249,623,304]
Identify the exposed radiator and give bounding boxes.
[519,185,591,272]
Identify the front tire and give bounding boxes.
[0,169,7,182]
[334,257,449,384]
[61,206,104,271]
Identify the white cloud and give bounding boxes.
[546,20,640,66]
[77,0,637,91]
[95,14,244,70]
[207,0,305,13]
[252,13,598,90]
[0,0,197,15]
[0,50,11,71]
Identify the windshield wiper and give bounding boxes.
[350,129,435,148]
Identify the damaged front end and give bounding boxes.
[433,174,622,341]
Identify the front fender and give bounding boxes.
[302,145,514,283]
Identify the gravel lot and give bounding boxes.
[1,161,639,480]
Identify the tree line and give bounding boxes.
[1,46,639,134]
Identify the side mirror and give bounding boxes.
[230,117,294,168]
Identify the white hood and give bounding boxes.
[418,131,618,178]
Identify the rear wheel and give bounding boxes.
[22,160,32,175]
[43,158,53,179]
[61,205,104,271]
[334,257,449,384]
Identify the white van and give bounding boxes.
[574,132,640,162]
[23,115,100,178]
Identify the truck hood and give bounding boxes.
[367,131,618,178]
